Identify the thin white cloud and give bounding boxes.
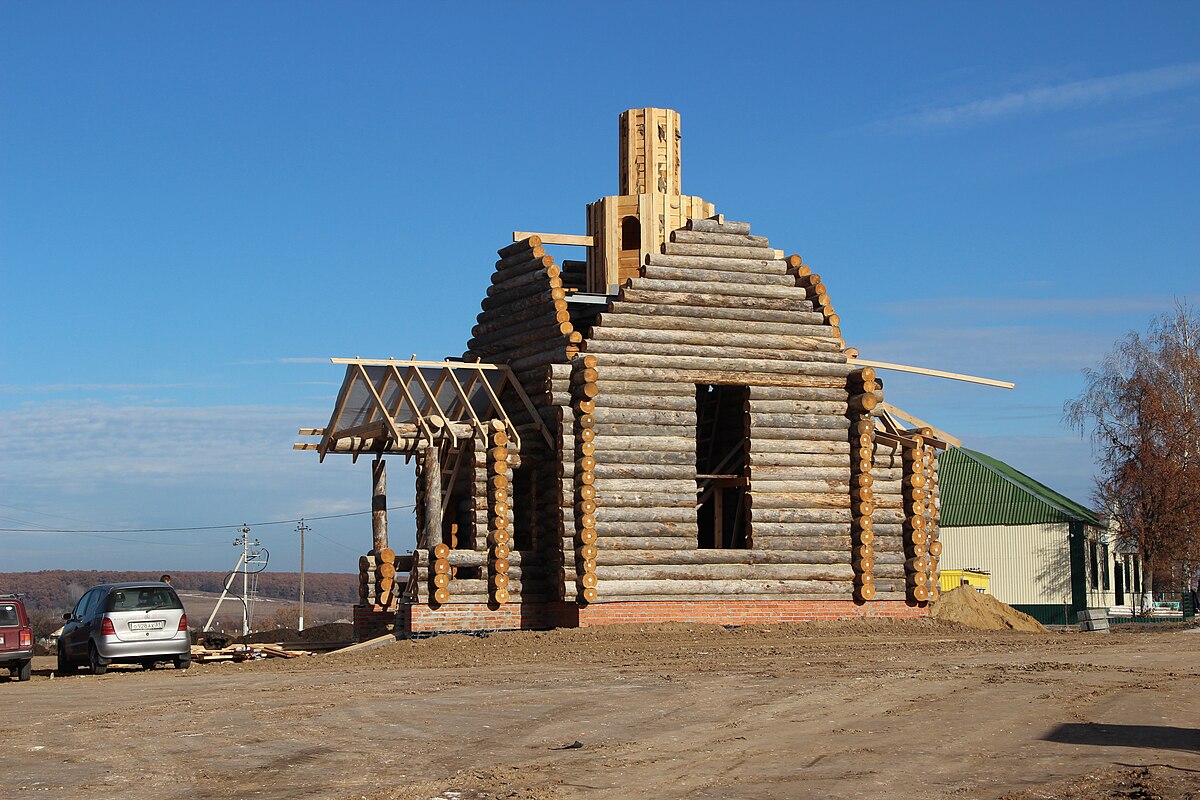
[0,383,211,395]
[1062,114,1178,146]
[963,433,1098,505]
[875,294,1176,321]
[855,324,1112,374]
[0,401,329,487]
[0,399,410,570]
[883,62,1200,130]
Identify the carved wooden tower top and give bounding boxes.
[586,108,714,293]
[619,107,682,196]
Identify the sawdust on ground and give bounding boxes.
[930,585,1048,632]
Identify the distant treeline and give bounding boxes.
[0,570,357,613]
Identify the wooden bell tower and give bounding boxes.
[585,108,714,293]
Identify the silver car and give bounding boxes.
[58,582,191,675]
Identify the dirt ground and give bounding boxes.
[3,620,1199,799]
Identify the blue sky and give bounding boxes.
[1,3,1196,572]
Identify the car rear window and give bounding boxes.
[106,587,182,612]
[0,604,17,625]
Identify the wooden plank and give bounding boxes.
[881,402,963,447]
[852,358,1014,389]
[513,231,595,246]
[331,357,508,370]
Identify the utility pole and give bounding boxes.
[240,524,251,636]
[203,524,264,636]
[296,518,308,632]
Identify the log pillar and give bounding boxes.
[420,445,442,550]
[371,457,388,553]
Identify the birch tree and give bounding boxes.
[1065,301,1200,602]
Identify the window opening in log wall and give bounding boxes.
[511,462,536,552]
[617,215,641,284]
[620,215,640,252]
[447,440,479,579]
[696,384,750,549]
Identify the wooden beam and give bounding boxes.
[512,232,594,246]
[318,365,358,461]
[330,357,508,370]
[483,369,519,452]
[407,364,458,450]
[360,364,414,446]
[502,365,555,449]
[445,367,487,438]
[881,402,963,448]
[328,419,389,442]
[852,358,1014,389]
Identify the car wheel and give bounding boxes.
[88,644,108,676]
[173,655,190,671]
[56,648,73,676]
[16,660,32,682]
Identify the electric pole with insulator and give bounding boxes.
[296,518,308,631]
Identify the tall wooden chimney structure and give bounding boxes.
[585,108,714,293]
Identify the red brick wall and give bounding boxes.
[383,599,927,637]
[574,599,926,626]
[353,604,398,641]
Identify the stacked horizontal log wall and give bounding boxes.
[583,219,870,601]
[922,441,941,600]
[571,359,600,603]
[487,423,513,605]
[396,222,935,626]
[358,549,406,608]
[848,369,877,602]
[902,435,941,602]
[866,433,907,597]
[448,236,583,606]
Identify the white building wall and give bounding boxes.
[939,523,1072,606]
[940,522,1118,610]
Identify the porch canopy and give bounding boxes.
[295,358,551,460]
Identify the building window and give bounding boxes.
[696,384,749,549]
[1100,543,1110,591]
[620,215,640,252]
[511,462,536,552]
[1089,540,1099,590]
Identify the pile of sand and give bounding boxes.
[931,586,1048,632]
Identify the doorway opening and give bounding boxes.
[696,384,749,549]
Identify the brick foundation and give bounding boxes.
[575,599,927,626]
[353,604,399,641]
[366,598,927,638]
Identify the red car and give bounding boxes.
[0,594,34,681]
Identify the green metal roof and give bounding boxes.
[938,447,1101,528]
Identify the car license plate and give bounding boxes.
[0,634,4,644]
[129,620,165,631]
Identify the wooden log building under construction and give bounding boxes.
[296,108,1001,638]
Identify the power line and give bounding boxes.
[0,501,127,530]
[309,528,364,554]
[0,504,416,534]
